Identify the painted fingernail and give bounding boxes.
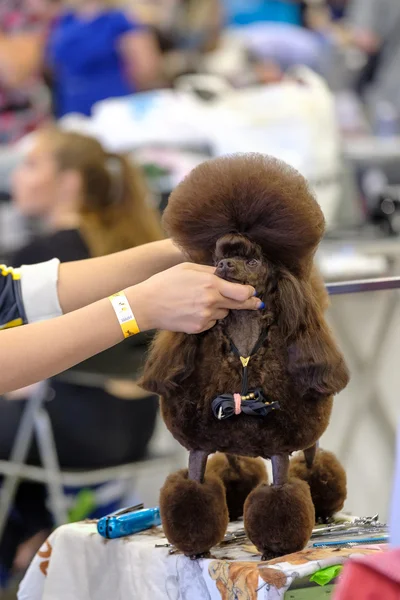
[258,301,265,310]
[253,290,258,297]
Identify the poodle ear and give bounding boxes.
[309,264,330,312]
[276,270,349,397]
[139,330,199,397]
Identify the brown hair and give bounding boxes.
[41,128,163,256]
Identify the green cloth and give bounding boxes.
[310,565,343,587]
[68,489,97,522]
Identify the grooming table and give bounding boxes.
[18,519,386,600]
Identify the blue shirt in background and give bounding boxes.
[47,10,143,118]
[223,0,302,27]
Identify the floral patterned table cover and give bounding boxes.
[18,520,386,600]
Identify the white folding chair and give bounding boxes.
[0,377,183,545]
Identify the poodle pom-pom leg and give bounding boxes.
[289,448,347,521]
[244,479,315,560]
[206,454,268,521]
[160,469,229,557]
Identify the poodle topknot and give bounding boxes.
[163,153,325,277]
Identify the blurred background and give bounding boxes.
[1,0,400,592]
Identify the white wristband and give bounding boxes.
[20,259,62,323]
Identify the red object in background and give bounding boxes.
[334,549,400,600]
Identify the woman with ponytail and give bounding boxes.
[12,127,163,257]
[0,127,164,578]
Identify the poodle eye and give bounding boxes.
[247,259,259,268]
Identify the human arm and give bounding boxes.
[120,28,162,90]
[346,0,397,53]
[200,0,223,53]
[0,261,261,394]
[302,1,332,32]
[57,238,183,313]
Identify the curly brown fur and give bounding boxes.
[140,153,350,557]
[163,154,325,278]
[244,479,315,559]
[206,454,268,521]
[289,449,347,520]
[141,233,348,456]
[160,469,229,556]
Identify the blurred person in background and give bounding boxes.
[131,0,223,84]
[154,0,223,83]
[347,0,400,121]
[46,0,162,118]
[0,127,163,583]
[0,0,50,144]
[222,0,337,74]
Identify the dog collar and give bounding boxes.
[211,328,280,420]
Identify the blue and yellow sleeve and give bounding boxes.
[0,264,27,330]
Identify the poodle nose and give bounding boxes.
[218,259,234,271]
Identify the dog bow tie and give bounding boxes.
[211,389,280,421]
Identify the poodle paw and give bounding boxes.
[189,551,211,561]
[160,469,228,556]
[206,454,268,521]
[289,449,347,520]
[244,479,315,558]
[261,550,280,561]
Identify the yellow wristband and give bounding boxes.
[109,291,140,338]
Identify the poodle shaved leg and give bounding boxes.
[244,453,314,559]
[188,450,208,483]
[304,442,318,469]
[271,454,289,486]
[159,449,229,557]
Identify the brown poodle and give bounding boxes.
[140,153,349,560]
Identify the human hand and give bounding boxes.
[126,263,262,333]
[351,28,380,54]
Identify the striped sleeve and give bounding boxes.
[0,259,62,328]
[0,264,27,329]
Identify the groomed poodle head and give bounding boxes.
[214,233,268,294]
[155,154,349,398]
[163,153,325,278]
